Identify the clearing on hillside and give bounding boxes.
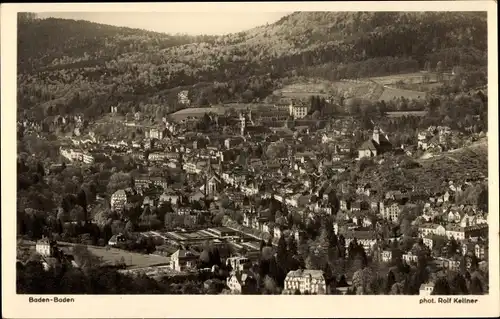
[378,86,426,101]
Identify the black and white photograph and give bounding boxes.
[2,1,499,318]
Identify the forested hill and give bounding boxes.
[17,16,218,72]
[18,11,488,73]
[17,12,487,120]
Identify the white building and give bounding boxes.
[170,249,198,271]
[60,148,94,164]
[283,269,327,294]
[35,238,57,257]
[419,282,435,296]
[111,189,128,211]
[148,128,164,140]
[289,102,309,119]
[402,251,419,263]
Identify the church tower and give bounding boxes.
[288,145,295,170]
[218,156,223,175]
[239,112,246,136]
[372,127,380,145]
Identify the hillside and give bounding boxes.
[17,15,217,72]
[17,12,487,121]
[356,137,488,195]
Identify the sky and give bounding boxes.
[35,12,290,35]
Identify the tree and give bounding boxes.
[263,275,278,294]
[57,207,69,223]
[18,12,38,24]
[124,220,135,233]
[431,278,451,295]
[390,282,404,295]
[72,245,102,271]
[107,172,133,194]
[256,239,265,251]
[287,236,298,256]
[311,110,321,120]
[69,205,86,223]
[266,238,273,247]
[424,61,432,73]
[386,270,396,294]
[469,276,484,295]
[436,61,444,82]
[276,236,288,266]
[261,246,274,261]
[450,272,468,294]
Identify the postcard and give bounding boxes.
[1,1,498,318]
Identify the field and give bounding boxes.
[276,73,434,102]
[386,111,428,118]
[378,86,426,101]
[273,79,335,98]
[369,72,439,85]
[19,240,171,269]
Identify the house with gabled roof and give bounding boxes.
[226,270,258,294]
[170,249,199,272]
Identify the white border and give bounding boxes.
[2,2,498,318]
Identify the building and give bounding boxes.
[111,189,128,211]
[183,161,200,174]
[60,147,94,164]
[417,132,432,150]
[159,189,180,206]
[343,231,378,256]
[108,233,126,247]
[423,236,433,250]
[226,256,251,272]
[134,176,168,193]
[178,90,191,106]
[418,223,446,238]
[239,112,246,136]
[419,282,435,296]
[35,238,58,257]
[283,269,327,294]
[447,223,488,241]
[402,251,419,263]
[442,258,461,271]
[226,270,258,294]
[148,127,165,140]
[148,152,168,162]
[383,202,401,223]
[358,127,393,159]
[189,190,205,202]
[206,227,239,239]
[203,164,222,197]
[243,211,258,229]
[170,249,199,271]
[380,249,402,263]
[289,101,310,119]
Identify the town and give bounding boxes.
[16,11,489,296]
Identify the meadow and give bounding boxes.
[19,240,171,269]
